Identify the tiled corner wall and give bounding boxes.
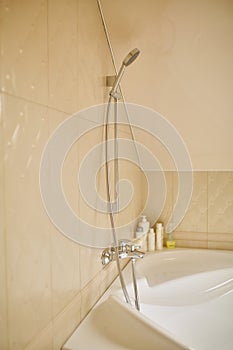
[1,1,233,350]
[0,1,124,349]
[162,172,233,250]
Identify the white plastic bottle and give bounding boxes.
[138,215,150,234]
[156,222,164,250]
[148,228,155,251]
[135,226,147,251]
[135,226,143,238]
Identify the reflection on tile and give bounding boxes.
[3,95,52,349]
[175,172,207,232]
[1,0,48,105]
[208,172,233,233]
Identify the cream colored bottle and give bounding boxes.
[156,223,163,250]
[148,228,155,251]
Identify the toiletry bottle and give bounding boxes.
[156,222,164,250]
[135,226,143,238]
[138,216,150,251]
[135,226,147,251]
[148,228,155,251]
[166,230,176,249]
[138,215,150,234]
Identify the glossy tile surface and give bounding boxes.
[2,95,52,349]
[175,172,208,232]
[1,0,48,105]
[0,93,8,350]
[208,172,233,233]
[48,0,78,113]
[52,292,81,350]
[0,0,117,348]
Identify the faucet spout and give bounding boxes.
[126,250,145,259]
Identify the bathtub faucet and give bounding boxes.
[101,239,144,311]
[101,239,145,265]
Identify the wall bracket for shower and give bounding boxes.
[106,75,116,87]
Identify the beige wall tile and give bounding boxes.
[79,246,103,289]
[47,108,82,317]
[175,240,208,249]
[51,230,81,318]
[99,263,118,297]
[157,171,174,228]
[208,232,233,243]
[1,0,48,105]
[24,324,53,350]
[208,232,233,251]
[133,127,177,171]
[0,94,8,349]
[173,231,208,242]
[77,0,113,109]
[52,292,81,350]
[80,273,101,320]
[175,172,208,232]
[173,231,208,249]
[77,125,110,231]
[0,0,119,348]
[3,95,52,349]
[48,0,78,114]
[208,241,233,250]
[208,172,233,233]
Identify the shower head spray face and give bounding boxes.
[110,48,140,98]
[122,48,140,66]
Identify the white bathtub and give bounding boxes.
[63,249,233,350]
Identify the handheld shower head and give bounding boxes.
[122,48,140,67]
[110,48,140,98]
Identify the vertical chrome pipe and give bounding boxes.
[114,97,119,212]
[131,258,140,311]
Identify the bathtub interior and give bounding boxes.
[133,250,233,350]
[135,249,233,286]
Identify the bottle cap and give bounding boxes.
[149,228,154,233]
[141,215,146,221]
[156,222,163,228]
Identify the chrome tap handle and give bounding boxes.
[118,239,142,252]
[118,239,131,252]
[101,247,115,265]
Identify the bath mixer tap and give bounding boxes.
[101,239,145,266]
[101,239,144,311]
